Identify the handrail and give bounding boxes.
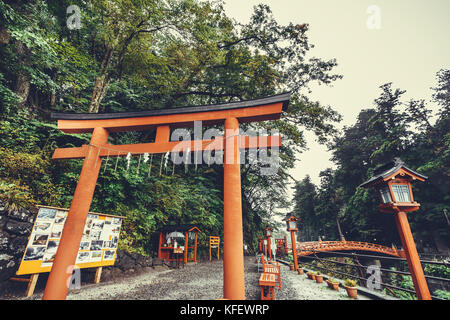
[292,240,401,257]
[299,254,446,300]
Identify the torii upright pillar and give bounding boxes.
[43,127,108,300]
[223,117,245,299]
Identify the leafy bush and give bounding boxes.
[343,279,357,287]
[434,290,450,300]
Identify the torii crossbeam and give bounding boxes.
[43,93,290,300]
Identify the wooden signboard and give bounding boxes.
[16,205,124,275]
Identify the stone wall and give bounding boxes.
[0,201,35,294]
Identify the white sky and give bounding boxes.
[223,0,450,195]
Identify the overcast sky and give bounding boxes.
[223,0,450,201]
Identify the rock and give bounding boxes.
[8,235,28,253]
[5,220,32,236]
[8,208,31,222]
[152,258,163,266]
[0,231,9,252]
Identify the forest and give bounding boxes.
[291,75,450,252]
[0,0,448,260]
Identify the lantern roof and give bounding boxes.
[283,214,299,221]
[160,224,201,233]
[359,158,427,188]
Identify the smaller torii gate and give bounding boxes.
[43,93,290,300]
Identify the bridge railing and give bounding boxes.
[297,249,449,300]
[292,240,401,256]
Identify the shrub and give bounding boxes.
[343,279,357,287]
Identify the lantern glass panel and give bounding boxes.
[379,186,392,203]
[266,230,271,237]
[391,184,411,202]
[289,221,297,230]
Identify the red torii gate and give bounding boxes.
[42,93,290,300]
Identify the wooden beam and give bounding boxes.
[52,135,281,160]
[26,274,39,297]
[94,267,102,284]
[55,103,284,133]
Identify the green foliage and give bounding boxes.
[0,0,343,256]
[343,279,357,287]
[291,70,450,250]
[434,290,450,300]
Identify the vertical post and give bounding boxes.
[184,232,188,264]
[209,237,212,262]
[43,127,108,300]
[26,274,39,298]
[194,232,198,263]
[158,232,163,259]
[94,267,102,284]
[267,235,272,260]
[223,117,245,300]
[394,211,431,300]
[290,231,298,271]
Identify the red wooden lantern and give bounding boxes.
[359,158,427,214]
[285,215,299,232]
[360,158,431,300]
[264,226,273,238]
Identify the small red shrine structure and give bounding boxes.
[158,224,201,265]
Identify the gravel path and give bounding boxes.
[27,256,370,300]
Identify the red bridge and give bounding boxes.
[286,240,406,258]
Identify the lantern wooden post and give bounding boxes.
[223,117,245,300]
[290,231,298,270]
[395,211,431,300]
[360,158,431,300]
[285,215,299,270]
[43,127,109,300]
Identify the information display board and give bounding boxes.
[16,205,124,275]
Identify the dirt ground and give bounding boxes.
[16,256,370,300]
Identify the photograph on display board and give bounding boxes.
[85,218,93,229]
[90,251,102,262]
[37,208,57,220]
[76,251,90,263]
[23,246,46,261]
[90,230,102,240]
[79,241,90,251]
[54,211,66,224]
[46,240,59,254]
[32,234,48,246]
[103,250,115,261]
[111,236,119,248]
[92,220,104,230]
[50,224,64,238]
[90,240,103,251]
[33,221,52,233]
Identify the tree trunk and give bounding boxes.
[88,46,113,113]
[14,40,31,107]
